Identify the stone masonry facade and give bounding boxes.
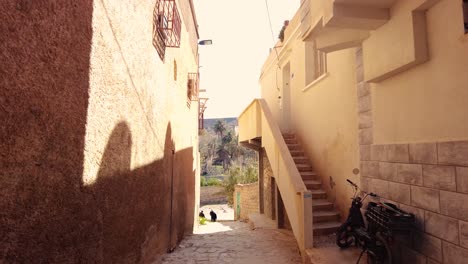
[356,48,468,263]
[263,149,275,220]
[234,182,259,221]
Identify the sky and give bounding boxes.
[193,0,300,118]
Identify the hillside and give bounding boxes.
[203,117,237,131]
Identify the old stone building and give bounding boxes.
[239,0,468,263]
[1,0,201,263]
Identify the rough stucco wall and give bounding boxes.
[234,182,259,221]
[0,0,199,263]
[0,1,98,262]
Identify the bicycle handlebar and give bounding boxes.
[347,179,358,188]
[347,179,378,197]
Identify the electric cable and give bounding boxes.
[263,0,282,93]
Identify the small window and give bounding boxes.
[187,73,199,106]
[464,0,468,34]
[305,39,327,86]
[173,60,177,81]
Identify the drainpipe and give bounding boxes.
[168,149,175,252]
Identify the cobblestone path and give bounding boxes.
[160,221,302,264]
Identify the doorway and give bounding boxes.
[281,63,291,132]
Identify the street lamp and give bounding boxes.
[198,40,213,45]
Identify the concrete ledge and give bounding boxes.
[305,246,366,264]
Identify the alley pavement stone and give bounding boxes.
[160,221,302,264]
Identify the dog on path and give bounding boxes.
[209,210,217,222]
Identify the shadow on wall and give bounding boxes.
[0,2,195,263]
[92,122,195,264]
[0,0,96,262]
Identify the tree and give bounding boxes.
[213,120,227,139]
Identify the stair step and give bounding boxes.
[312,199,334,211]
[285,138,297,144]
[289,150,305,156]
[313,210,340,223]
[310,189,327,199]
[313,221,342,236]
[296,164,313,172]
[301,171,318,180]
[293,156,309,164]
[282,134,296,139]
[304,180,321,190]
[287,144,302,151]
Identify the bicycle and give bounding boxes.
[336,179,415,264]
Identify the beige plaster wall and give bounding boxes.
[82,0,200,262]
[260,32,360,218]
[291,48,361,218]
[260,64,282,125]
[370,0,468,144]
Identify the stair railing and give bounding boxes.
[238,99,313,254]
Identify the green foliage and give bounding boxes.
[199,118,259,204]
[206,165,223,177]
[223,165,258,206]
[213,120,227,138]
[200,176,207,186]
[200,176,221,186]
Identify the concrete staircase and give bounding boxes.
[283,133,341,237]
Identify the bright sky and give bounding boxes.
[194,0,299,118]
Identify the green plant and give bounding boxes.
[200,176,222,186]
[222,165,258,206]
[223,168,240,206]
[200,176,207,186]
[206,177,221,186]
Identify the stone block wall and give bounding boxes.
[360,141,468,263]
[356,48,468,263]
[234,182,259,221]
[262,149,275,220]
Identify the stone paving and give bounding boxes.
[199,204,234,221]
[160,221,302,264]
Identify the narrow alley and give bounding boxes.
[160,220,302,264]
[2,0,468,263]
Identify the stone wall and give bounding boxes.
[262,149,275,220]
[234,182,259,221]
[200,186,227,206]
[0,0,199,263]
[356,49,468,263]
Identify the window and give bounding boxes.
[304,39,327,87]
[464,0,468,34]
[153,0,182,60]
[187,73,199,106]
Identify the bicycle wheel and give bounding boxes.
[366,233,392,264]
[336,225,354,248]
